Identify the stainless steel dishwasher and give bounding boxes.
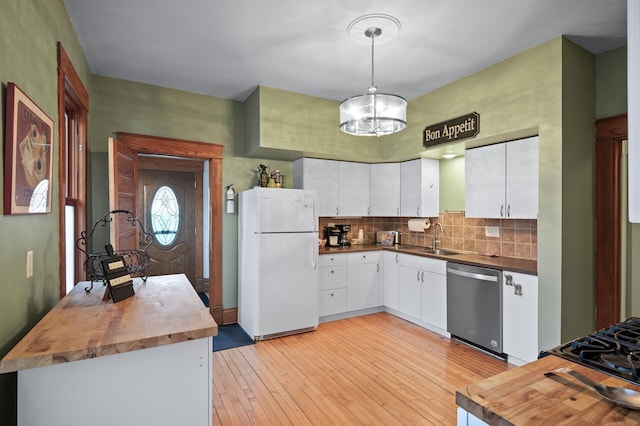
[447,262,503,355]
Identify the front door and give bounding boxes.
[139,167,197,286]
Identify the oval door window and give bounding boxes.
[150,185,180,246]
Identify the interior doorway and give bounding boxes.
[138,157,204,290]
[110,133,223,323]
[595,114,628,329]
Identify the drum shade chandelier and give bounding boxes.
[339,14,407,137]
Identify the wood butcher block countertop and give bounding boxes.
[320,244,537,275]
[0,273,218,373]
[456,355,640,424]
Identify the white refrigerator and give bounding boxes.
[238,187,319,340]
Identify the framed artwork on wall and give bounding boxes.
[4,82,54,214]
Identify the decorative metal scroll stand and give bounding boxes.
[76,210,153,292]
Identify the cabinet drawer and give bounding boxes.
[347,251,382,265]
[319,288,347,317]
[319,253,347,267]
[397,253,445,274]
[320,265,347,290]
[422,257,446,275]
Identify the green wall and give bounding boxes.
[89,76,294,309]
[596,46,627,119]
[439,157,465,212]
[0,1,92,423]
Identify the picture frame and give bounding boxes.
[4,82,54,214]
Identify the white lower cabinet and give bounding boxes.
[397,254,447,331]
[319,254,347,317]
[398,264,422,319]
[319,251,382,318]
[347,251,382,311]
[502,270,538,365]
[383,251,399,310]
[421,270,447,331]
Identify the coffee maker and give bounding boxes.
[324,226,341,247]
[336,224,351,246]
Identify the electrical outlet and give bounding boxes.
[26,251,33,278]
[485,226,500,238]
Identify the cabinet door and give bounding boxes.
[420,270,447,330]
[400,160,421,217]
[503,271,538,364]
[400,158,439,217]
[319,288,347,317]
[371,163,401,216]
[294,158,340,217]
[383,251,399,310]
[347,262,381,311]
[398,265,421,319]
[339,162,371,216]
[505,136,538,219]
[465,144,505,218]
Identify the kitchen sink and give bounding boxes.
[423,248,458,256]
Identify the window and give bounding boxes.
[58,43,88,297]
[151,185,180,246]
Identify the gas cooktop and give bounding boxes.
[544,317,640,384]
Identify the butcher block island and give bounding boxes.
[456,355,640,425]
[0,274,218,426]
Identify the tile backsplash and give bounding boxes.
[319,212,537,261]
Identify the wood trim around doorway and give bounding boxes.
[595,114,627,329]
[117,132,224,324]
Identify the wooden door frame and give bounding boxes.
[117,132,223,324]
[595,113,627,329]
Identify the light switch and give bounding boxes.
[485,226,500,238]
[26,250,33,278]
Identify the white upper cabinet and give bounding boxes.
[400,158,440,217]
[293,158,340,217]
[465,136,538,219]
[370,163,401,216]
[505,137,539,219]
[339,162,371,217]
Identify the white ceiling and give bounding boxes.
[63,0,627,103]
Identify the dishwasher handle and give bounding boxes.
[447,267,498,282]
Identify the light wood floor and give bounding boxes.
[212,312,511,425]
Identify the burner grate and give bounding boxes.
[545,317,640,384]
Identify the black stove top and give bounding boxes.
[544,317,640,384]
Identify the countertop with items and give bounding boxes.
[456,354,640,424]
[0,273,218,373]
[319,243,537,275]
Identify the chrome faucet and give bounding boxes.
[432,222,444,249]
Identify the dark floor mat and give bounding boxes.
[213,324,255,352]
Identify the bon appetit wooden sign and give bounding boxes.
[423,112,480,147]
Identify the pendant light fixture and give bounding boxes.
[339,14,407,137]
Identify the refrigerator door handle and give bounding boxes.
[312,236,318,269]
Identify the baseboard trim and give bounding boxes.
[221,307,238,325]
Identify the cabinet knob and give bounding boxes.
[505,274,513,286]
[500,205,504,217]
[330,293,334,297]
[514,283,523,296]
[507,204,511,217]
[330,270,334,274]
